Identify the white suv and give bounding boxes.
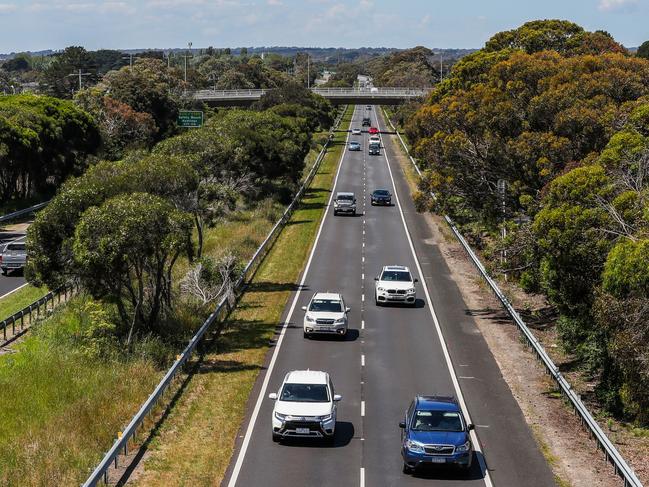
[374,265,418,306]
[302,292,350,338]
[269,370,342,443]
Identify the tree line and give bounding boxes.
[405,20,649,423]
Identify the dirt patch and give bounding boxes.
[387,131,628,487]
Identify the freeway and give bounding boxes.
[222,105,556,486]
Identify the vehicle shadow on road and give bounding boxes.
[408,451,486,481]
[279,421,355,448]
[306,328,359,342]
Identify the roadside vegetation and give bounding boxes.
[131,104,353,487]
[400,19,649,426]
[0,284,47,321]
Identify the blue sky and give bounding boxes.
[0,0,646,53]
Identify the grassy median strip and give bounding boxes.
[131,105,353,486]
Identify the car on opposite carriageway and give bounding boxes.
[400,395,474,474]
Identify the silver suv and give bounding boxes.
[0,239,27,275]
[333,192,356,216]
[302,292,350,338]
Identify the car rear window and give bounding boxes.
[412,410,463,432]
[280,383,329,402]
[6,243,26,251]
[309,299,342,312]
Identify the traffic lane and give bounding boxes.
[361,126,485,486]
[226,106,365,487]
[376,108,556,486]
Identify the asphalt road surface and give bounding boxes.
[222,106,557,487]
[0,231,26,297]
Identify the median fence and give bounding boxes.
[82,106,348,487]
[382,109,643,487]
[1,283,77,347]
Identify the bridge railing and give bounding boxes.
[193,87,432,100]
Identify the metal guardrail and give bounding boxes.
[82,106,349,487]
[381,109,643,487]
[0,201,49,224]
[1,283,76,347]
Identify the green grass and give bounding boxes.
[0,284,49,321]
[131,105,354,487]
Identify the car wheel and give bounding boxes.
[1,269,6,276]
[403,463,413,474]
[371,201,375,206]
[324,434,335,446]
[352,210,356,216]
[272,432,281,443]
[333,210,337,216]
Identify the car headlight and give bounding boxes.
[305,314,315,323]
[377,287,385,292]
[407,288,416,294]
[334,317,345,324]
[456,440,471,453]
[315,413,333,422]
[274,412,287,421]
[405,439,425,453]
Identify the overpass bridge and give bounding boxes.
[193,87,432,106]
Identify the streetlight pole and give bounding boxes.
[184,41,192,84]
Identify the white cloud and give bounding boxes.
[0,3,16,13]
[598,0,638,11]
[267,0,283,5]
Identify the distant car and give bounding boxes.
[301,292,350,338]
[362,117,371,127]
[369,127,379,135]
[351,128,362,135]
[0,239,26,275]
[348,141,361,151]
[333,192,356,216]
[374,265,418,306]
[371,189,392,206]
[400,395,474,474]
[269,370,342,443]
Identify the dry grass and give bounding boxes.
[131,105,354,487]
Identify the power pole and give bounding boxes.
[184,41,193,83]
[307,53,310,89]
[68,69,91,92]
[122,53,133,68]
[440,53,443,82]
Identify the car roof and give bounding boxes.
[383,265,409,272]
[285,370,329,384]
[312,292,342,301]
[336,192,355,197]
[415,395,460,411]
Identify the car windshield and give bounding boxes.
[374,190,390,196]
[337,194,354,201]
[412,410,463,432]
[280,383,329,402]
[6,243,25,251]
[381,270,412,282]
[309,299,342,312]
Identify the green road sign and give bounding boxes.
[178,110,204,128]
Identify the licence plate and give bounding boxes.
[295,428,310,434]
[428,457,446,463]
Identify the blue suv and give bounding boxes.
[399,396,474,474]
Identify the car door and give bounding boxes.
[402,400,415,442]
[329,379,337,420]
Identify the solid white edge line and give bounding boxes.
[0,282,28,301]
[360,467,365,487]
[226,106,355,487]
[377,109,494,487]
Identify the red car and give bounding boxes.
[369,127,379,135]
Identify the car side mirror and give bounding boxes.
[333,394,342,402]
[268,393,278,400]
[374,277,379,281]
[301,306,307,311]
[398,421,406,429]
[467,423,475,431]
[345,307,351,313]
[414,278,419,283]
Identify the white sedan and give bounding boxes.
[351,128,362,135]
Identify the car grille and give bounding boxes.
[424,444,455,455]
[387,289,406,295]
[316,319,335,325]
[284,421,322,429]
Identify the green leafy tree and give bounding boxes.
[40,46,98,98]
[637,40,649,59]
[254,81,333,130]
[73,193,192,338]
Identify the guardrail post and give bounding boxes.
[19,310,24,330]
[2,320,6,341]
